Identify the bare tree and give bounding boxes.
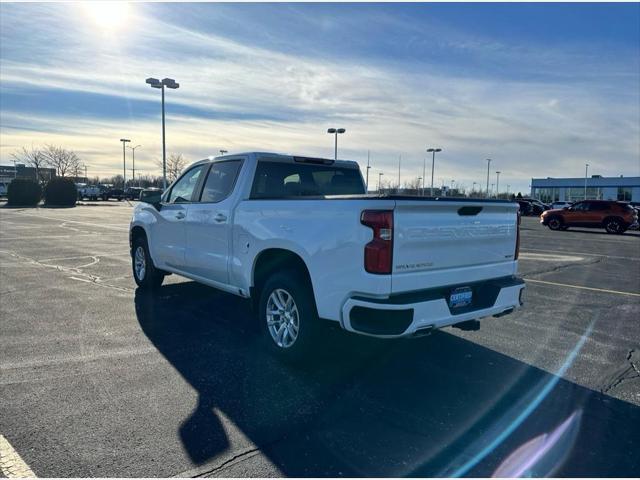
[11,146,51,184]
[156,154,187,183]
[42,145,81,177]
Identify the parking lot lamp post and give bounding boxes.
[146,77,180,190]
[366,150,371,192]
[584,163,589,200]
[128,144,141,187]
[120,138,130,188]
[427,148,442,197]
[485,158,492,198]
[496,171,501,198]
[84,164,87,182]
[327,128,346,160]
[472,181,477,194]
[378,172,384,192]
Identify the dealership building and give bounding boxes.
[530,175,640,203]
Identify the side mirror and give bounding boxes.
[140,192,163,210]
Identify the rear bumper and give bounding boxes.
[341,276,525,338]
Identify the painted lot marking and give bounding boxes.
[0,211,128,231]
[521,248,640,261]
[526,278,640,297]
[518,252,583,262]
[0,434,36,478]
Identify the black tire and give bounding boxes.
[560,226,569,231]
[132,236,164,289]
[604,217,626,234]
[547,216,563,231]
[258,269,322,362]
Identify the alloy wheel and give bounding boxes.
[266,288,300,348]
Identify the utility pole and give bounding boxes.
[427,148,442,196]
[378,172,384,192]
[366,150,371,192]
[584,163,589,200]
[496,171,501,198]
[128,144,141,187]
[486,158,492,197]
[120,138,130,188]
[398,155,401,190]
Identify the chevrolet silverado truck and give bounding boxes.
[129,152,525,360]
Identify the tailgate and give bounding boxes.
[392,200,518,293]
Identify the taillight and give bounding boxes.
[515,210,521,260]
[361,210,393,274]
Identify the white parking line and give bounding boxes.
[0,434,36,478]
[526,278,640,297]
[0,211,128,231]
[521,248,640,261]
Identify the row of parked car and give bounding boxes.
[76,185,162,202]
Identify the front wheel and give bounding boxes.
[604,218,625,234]
[132,237,165,289]
[258,270,322,362]
[547,216,563,231]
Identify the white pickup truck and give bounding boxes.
[130,152,524,359]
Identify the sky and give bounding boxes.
[1,2,639,194]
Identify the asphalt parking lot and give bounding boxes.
[1,202,639,477]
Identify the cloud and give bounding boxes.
[1,2,638,194]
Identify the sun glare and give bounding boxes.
[82,2,130,32]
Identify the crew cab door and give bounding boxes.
[184,159,243,284]
[153,165,206,269]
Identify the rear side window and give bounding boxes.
[199,160,242,203]
[250,161,365,198]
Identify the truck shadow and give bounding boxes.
[134,282,640,477]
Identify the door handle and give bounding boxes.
[214,213,227,223]
[175,211,186,219]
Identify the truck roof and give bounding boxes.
[194,152,360,169]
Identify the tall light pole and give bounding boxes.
[495,171,501,198]
[506,184,511,196]
[398,155,401,189]
[584,163,589,200]
[427,147,442,196]
[417,177,422,193]
[128,144,141,187]
[219,149,228,155]
[327,128,345,160]
[366,150,371,192]
[120,138,130,188]
[146,77,179,190]
[83,164,87,182]
[472,181,477,193]
[486,158,492,197]
[378,172,384,192]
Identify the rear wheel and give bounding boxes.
[258,270,322,362]
[547,216,563,231]
[604,217,625,234]
[132,236,164,289]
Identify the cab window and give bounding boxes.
[167,165,205,203]
[199,160,242,203]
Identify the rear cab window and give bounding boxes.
[250,159,365,198]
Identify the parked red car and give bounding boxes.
[540,200,638,234]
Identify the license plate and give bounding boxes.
[449,286,473,309]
